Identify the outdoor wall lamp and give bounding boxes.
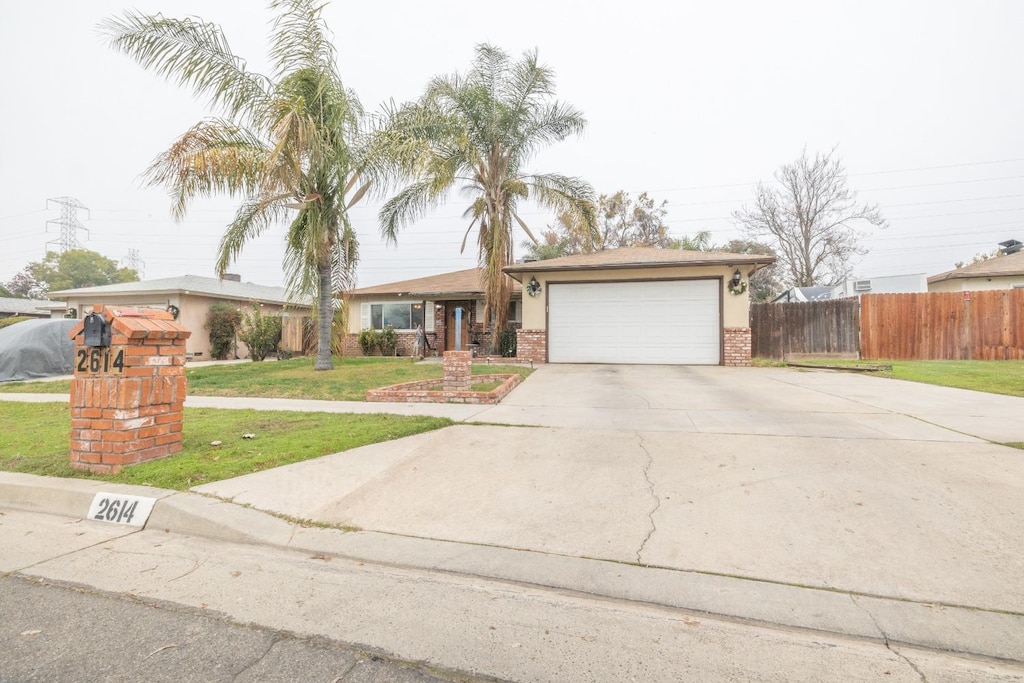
[526,276,542,297]
[727,268,748,296]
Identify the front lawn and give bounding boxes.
[0,356,533,401]
[0,402,451,490]
[766,359,1024,398]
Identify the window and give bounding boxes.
[370,302,424,330]
[508,300,522,323]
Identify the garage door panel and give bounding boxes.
[548,280,720,364]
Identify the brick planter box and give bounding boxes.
[366,373,520,404]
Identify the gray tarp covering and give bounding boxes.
[0,318,77,382]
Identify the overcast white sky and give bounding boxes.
[2,1,1023,290]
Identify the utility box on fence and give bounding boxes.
[68,306,191,473]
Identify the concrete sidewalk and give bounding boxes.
[2,474,1022,673]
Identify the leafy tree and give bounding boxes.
[719,239,782,302]
[523,191,670,260]
[733,148,886,287]
[5,269,45,298]
[670,230,714,251]
[101,0,372,371]
[239,303,282,361]
[10,249,138,296]
[206,303,242,360]
[0,283,14,298]
[378,44,596,349]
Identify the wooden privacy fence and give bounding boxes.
[280,315,314,355]
[860,290,1024,360]
[750,300,860,360]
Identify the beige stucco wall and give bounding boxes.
[928,276,1024,293]
[59,294,298,359]
[518,265,752,330]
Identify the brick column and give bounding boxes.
[515,329,547,363]
[723,327,752,366]
[68,306,191,474]
[443,350,472,391]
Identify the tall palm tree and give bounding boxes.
[100,0,369,370]
[379,44,596,347]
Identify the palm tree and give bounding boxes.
[378,44,596,347]
[100,0,369,370]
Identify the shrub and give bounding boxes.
[206,303,242,360]
[498,327,517,357]
[379,326,398,356]
[239,303,282,362]
[358,328,381,355]
[0,316,32,330]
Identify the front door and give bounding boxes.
[444,302,471,351]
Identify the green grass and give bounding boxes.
[0,402,451,490]
[777,359,1024,398]
[0,356,533,400]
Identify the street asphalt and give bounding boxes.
[2,364,1023,680]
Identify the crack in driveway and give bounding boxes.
[635,433,660,566]
[850,595,928,682]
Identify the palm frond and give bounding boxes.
[378,179,445,244]
[524,172,598,247]
[267,0,339,81]
[216,196,291,274]
[143,118,270,220]
[98,11,271,118]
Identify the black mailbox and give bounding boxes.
[83,312,111,347]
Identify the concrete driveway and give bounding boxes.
[197,364,1024,618]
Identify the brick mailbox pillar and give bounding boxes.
[443,350,473,391]
[68,306,191,473]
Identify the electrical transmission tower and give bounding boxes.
[45,196,90,254]
[123,248,145,278]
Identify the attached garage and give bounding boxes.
[505,247,775,366]
[548,280,720,364]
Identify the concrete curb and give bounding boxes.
[2,472,1021,663]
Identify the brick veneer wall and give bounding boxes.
[341,331,440,357]
[443,350,472,390]
[724,327,752,366]
[516,329,546,363]
[68,306,191,474]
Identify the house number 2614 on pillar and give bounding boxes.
[75,347,126,375]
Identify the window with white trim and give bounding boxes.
[360,301,432,331]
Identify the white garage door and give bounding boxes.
[547,280,720,364]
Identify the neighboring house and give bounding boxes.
[771,287,834,303]
[830,273,928,298]
[48,274,309,359]
[345,268,522,356]
[504,247,775,365]
[0,297,54,319]
[928,249,1024,292]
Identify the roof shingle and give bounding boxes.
[349,268,521,297]
[503,247,775,276]
[49,274,303,306]
[928,251,1024,284]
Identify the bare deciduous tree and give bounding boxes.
[733,148,885,287]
